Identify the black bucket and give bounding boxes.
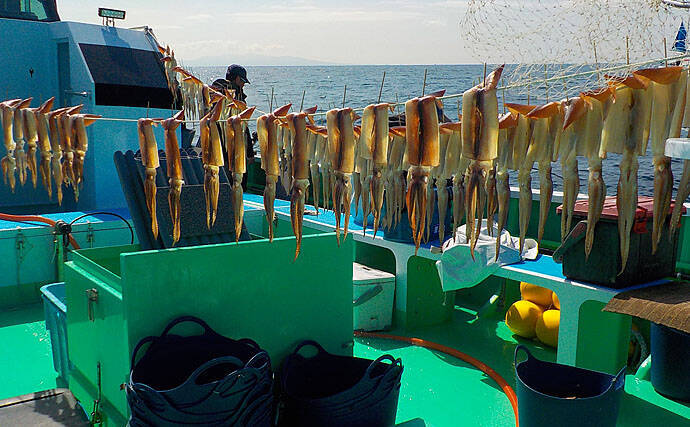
[650,323,690,402]
[514,346,625,427]
[279,340,403,427]
[127,316,273,426]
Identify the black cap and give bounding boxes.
[226,64,249,84]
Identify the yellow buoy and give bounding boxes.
[505,300,543,338]
[520,282,554,307]
[552,292,560,309]
[535,309,560,348]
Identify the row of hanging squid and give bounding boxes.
[0,97,99,204]
[158,48,690,267]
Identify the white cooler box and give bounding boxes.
[353,262,396,331]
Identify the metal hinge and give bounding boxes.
[86,288,99,321]
[90,362,103,425]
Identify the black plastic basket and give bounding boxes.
[127,316,273,426]
[279,340,403,427]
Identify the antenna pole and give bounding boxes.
[378,71,386,104]
[342,85,347,108]
[300,89,306,112]
[422,68,428,96]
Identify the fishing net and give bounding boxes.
[461,0,690,101]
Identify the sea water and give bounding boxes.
[190,64,688,197]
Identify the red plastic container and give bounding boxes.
[554,196,684,288]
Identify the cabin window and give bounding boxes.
[79,43,175,109]
[0,0,59,22]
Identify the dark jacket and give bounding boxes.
[210,78,247,103]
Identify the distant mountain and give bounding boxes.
[184,53,339,66]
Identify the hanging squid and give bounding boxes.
[47,108,68,205]
[438,121,462,244]
[406,95,441,255]
[32,97,55,197]
[600,73,652,273]
[137,117,160,238]
[286,111,311,259]
[360,103,392,237]
[326,107,357,245]
[1,99,21,192]
[559,96,587,241]
[22,106,39,188]
[462,65,503,258]
[200,101,223,229]
[671,70,690,239]
[526,101,562,245]
[225,106,256,240]
[257,104,291,242]
[58,104,84,199]
[72,113,101,189]
[504,103,534,252]
[580,87,614,259]
[495,112,518,258]
[12,98,32,187]
[163,110,185,246]
[634,66,687,254]
[386,126,407,231]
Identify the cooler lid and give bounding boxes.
[353,262,395,285]
[556,196,686,220]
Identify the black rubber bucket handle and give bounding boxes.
[290,340,328,358]
[160,315,215,337]
[514,345,533,367]
[365,354,401,378]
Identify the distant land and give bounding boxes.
[184,53,340,66]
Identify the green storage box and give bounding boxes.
[555,196,682,288]
[65,226,353,426]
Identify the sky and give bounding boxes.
[56,0,473,65]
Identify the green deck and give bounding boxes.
[3,301,688,426]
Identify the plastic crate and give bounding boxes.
[40,282,70,380]
[555,196,683,287]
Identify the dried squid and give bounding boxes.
[559,97,587,241]
[326,107,357,245]
[462,65,503,257]
[504,102,533,253]
[137,118,160,238]
[600,74,652,273]
[32,98,55,197]
[361,103,392,237]
[286,111,311,259]
[163,110,185,245]
[635,66,687,254]
[47,108,68,204]
[495,112,517,258]
[200,102,223,229]
[1,99,21,192]
[406,95,441,255]
[257,104,291,242]
[438,121,462,244]
[580,88,614,259]
[225,106,256,240]
[526,101,562,245]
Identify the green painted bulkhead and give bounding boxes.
[64,218,353,425]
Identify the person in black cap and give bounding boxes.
[211,64,250,102]
[211,64,255,187]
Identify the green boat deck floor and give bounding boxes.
[1,303,689,426]
[0,304,61,401]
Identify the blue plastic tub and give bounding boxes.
[514,346,625,427]
[650,323,690,402]
[40,282,70,380]
[354,186,451,244]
